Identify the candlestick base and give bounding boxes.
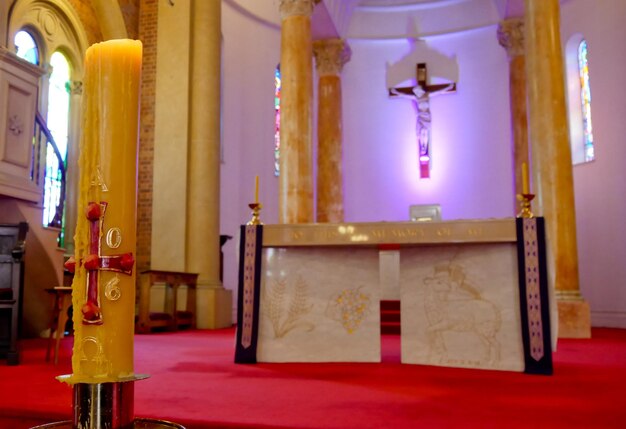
[516,193,535,218]
[247,203,263,225]
[34,375,185,429]
[31,418,186,428]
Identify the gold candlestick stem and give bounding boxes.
[516,193,535,218]
[247,203,263,225]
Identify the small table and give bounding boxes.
[136,270,198,334]
[45,286,72,364]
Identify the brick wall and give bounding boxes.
[137,0,157,271]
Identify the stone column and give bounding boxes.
[186,0,231,329]
[524,0,590,338]
[90,0,128,40]
[497,18,530,215]
[65,80,83,255]
[313,38,350,223]
[278,0,317,224]
[152,0,190,272]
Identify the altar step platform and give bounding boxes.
[235,218,555,375]
[2,327,626,429]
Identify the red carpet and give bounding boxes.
[1,328,625,428]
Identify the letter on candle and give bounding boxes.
[68,39,142,384]
[255,175,259,204]
[522,162,530,195]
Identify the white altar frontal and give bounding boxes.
[235,218,554,375]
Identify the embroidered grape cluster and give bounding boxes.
[327,287,371,334]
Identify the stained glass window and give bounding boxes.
[43,51,71,232]
[578,39,594,162]
[274,65,281,177]
[14,30,39,65]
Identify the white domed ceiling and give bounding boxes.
[226,0,568,41]
[313,0,528,40]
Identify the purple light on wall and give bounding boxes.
[419,147,430,179]
[419,161,430,178]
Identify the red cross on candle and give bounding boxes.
[66,201,134,325]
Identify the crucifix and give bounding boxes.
[389,63,456,179]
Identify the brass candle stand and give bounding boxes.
[517,193,535,218]
[34,374,185,429]
[247,202,263,225]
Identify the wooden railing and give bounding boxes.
[33,112,66,244]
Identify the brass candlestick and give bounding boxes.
[517,193,535,218]
[32,381,186,428]
[247,203,263,225]
[33,375,186,428]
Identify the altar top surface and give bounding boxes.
[261,218,517,247]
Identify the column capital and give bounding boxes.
[70,80,83,95]
[497,18,525,59]
[313,38,351,76]
[279,0,320,19]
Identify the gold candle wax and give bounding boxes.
[67,39,142,384]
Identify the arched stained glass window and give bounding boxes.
[14,30,39,65]
[43,51,71,233]
[578,39,594,162]
[274,64,281,177]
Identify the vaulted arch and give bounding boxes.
[8,0,92,253]
[8,0,89,83]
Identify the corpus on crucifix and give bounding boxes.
[389,63,456,178]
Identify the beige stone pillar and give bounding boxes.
[152,0,190,271]
[65,80,83,255]
[90,0,128,40]
[313,39,350,223]
[524,0,590,338]
[186,0,231,329]
[278,0,317,224]
[497,18,530,215]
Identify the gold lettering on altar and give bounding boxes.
[262,220,516,247]
[436,227,451,237]
[371,229,385,239]
[467,227,483,237]
[315,230,339,240]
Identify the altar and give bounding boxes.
[235,218,554,374]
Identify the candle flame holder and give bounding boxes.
[247,203,263,225]
[516,193,535,218]
[33,375,185,429]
